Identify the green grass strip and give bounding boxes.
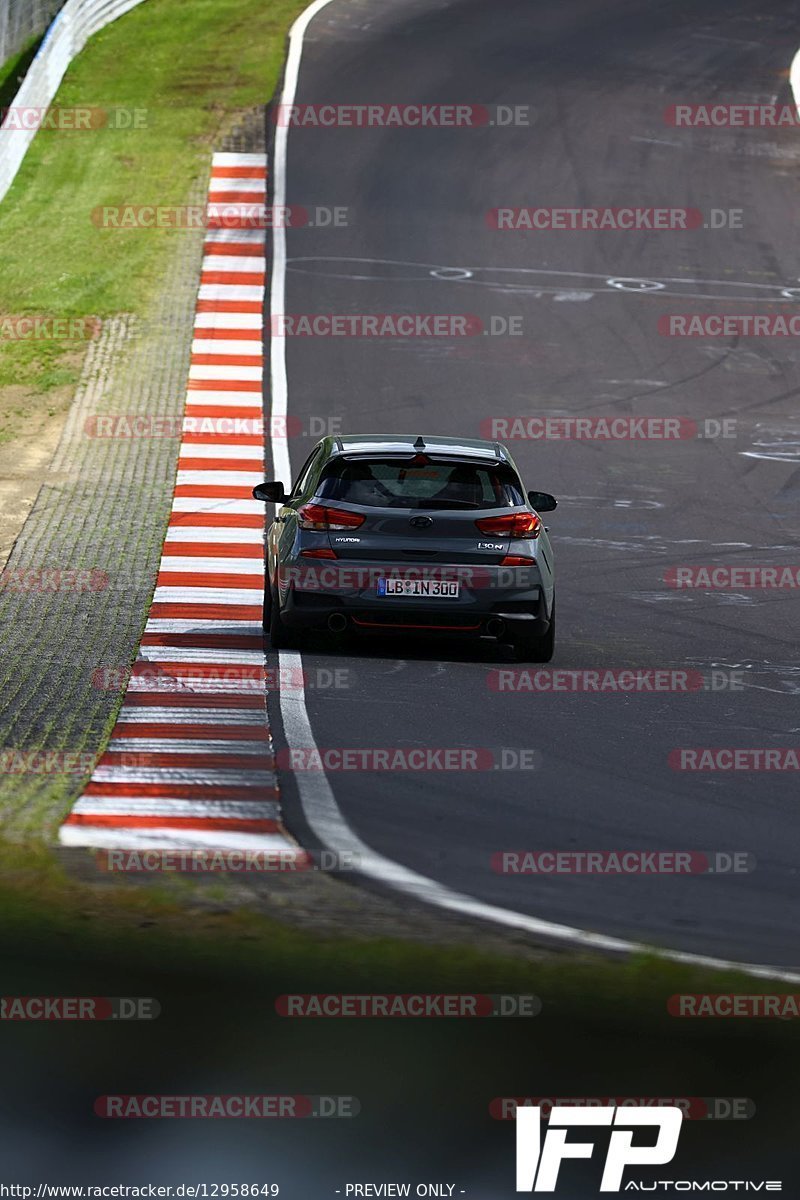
[0,0,305,391]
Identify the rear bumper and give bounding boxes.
[277,560,551,637]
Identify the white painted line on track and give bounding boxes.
[791,49,800,116]
[173,444,263,461]
[192,338,264,356]
[181,396,262,410]
[169,498,263,514]
[175,471,261,487]
[159,556,264,573]
[212,152,268,167]
[136,647,265,665]
[193,311,264,329]
[142,618,262,633]
[200,256,266,273]
[72,798,280,818]
[152,588,262,605]
[207,178,266,193]
[164,527,264,543]
[199,284,264,302]
[92,773,276,792]
[59,826,301,852]
[115,700,266,720]
[204,229,267,246]
[105,738,270,755]
[126,683,262,697]
[189,365,263,382]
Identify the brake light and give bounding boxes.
[500,554,536,566]
[301,547,338,559]
[475,512,541,538]
[297,504,365,531]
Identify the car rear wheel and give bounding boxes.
[514,597,555,663]
[261,577,272,632]
[267,580,296,650]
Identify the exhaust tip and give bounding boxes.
[486,617,506,639]
[327,613,348,633]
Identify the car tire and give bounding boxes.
[261,574,273,632]
[514,597,555,663]
[268,580,295,650]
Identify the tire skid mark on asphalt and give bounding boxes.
[58,152,300,857]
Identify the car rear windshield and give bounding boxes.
[316,457,525,510]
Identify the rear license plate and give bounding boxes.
[377,578,460,599]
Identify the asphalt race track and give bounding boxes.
[266,0,800,968]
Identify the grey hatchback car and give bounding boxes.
[252,434,556,661]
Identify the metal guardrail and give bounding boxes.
[0,0,148,206]
[0,0,64,67]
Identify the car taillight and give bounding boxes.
[297,503,365,531]
[301,547,338,559]
[500,554,536,566]
[475,511,541,538]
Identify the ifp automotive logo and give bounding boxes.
[515,1105,682,1192]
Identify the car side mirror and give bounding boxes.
[527,490,557,513]
[252,481,287,503]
